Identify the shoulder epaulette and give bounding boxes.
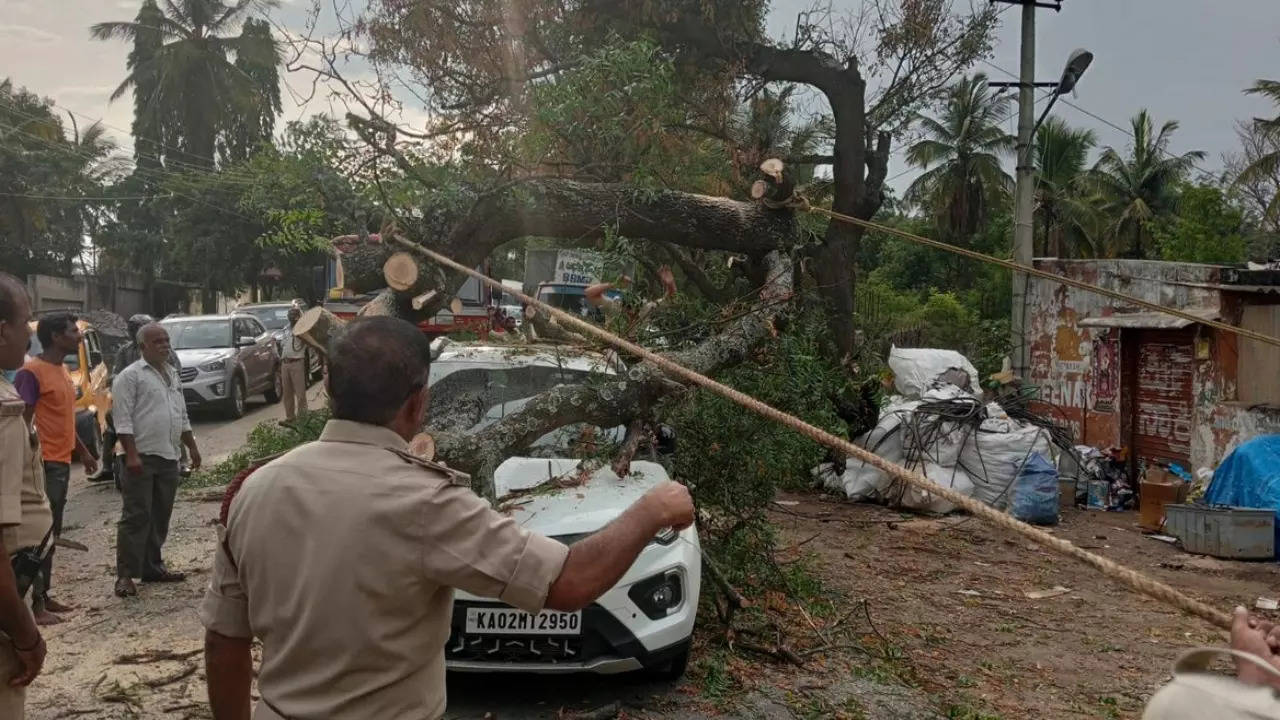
[388,448,472,488]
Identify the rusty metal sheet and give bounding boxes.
[1078,307,1220,329]
[1133,332,1194,467]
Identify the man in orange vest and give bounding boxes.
[13,313,97,625]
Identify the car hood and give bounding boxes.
[174,348,233,366]
[493,457,669,537]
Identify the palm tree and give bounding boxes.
[905,74,1015,245]
[1032,117,1097,257]
[91,0,282,168]
[1091,109,1205,259]
[1237,79,1280,225]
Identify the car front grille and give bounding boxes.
[178,367,198,382]
[182,389,203,404]
[446,633,588,663]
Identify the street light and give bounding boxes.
[1032,49,1094,139]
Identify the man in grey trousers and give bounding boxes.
[111,323,201,598]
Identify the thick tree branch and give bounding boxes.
[432,250,795,497]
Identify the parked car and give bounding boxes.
[161,314,281,418]
[233,301,322,380]
[431,342,699,679]
[26,317,113,462]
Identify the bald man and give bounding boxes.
[111,324,201,598]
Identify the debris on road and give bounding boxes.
[1023,586,1071,600]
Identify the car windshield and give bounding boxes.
[238,306,292,331]
[428,360,604,449]
[24,335,79,370]
[165,320,232,349]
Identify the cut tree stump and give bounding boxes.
[293,306,345,355]
[383,251,433,296]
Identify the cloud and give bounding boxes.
[0,24,61,44]
[56,85,117,101]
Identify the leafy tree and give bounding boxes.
[1032,117,1098,257]
[1091,109,1205,259]
[91,0,282,168]
[163,117,362,302]
[355,0,1000,366]
[905,74,1014,246]
[1235,78,1280,228]
[1150,183,1247,264]
[0,79,120,277]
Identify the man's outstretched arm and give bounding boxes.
[205,629,252,720]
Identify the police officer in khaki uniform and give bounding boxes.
[201,316,694,719]
[0,272,53,719]
[1142,606,1280,719]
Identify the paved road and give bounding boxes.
[189,380,327,461]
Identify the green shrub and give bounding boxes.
[185,409,330,488]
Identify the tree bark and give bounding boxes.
[293,306,345,355]
[339,179,797,321]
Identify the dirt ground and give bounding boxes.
[20,398,1276,720]
[768,491,1280,719]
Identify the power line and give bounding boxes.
[0,192,169,201]
[0,95,267,186]
[0,119,260,224]
[977,58,1223,184]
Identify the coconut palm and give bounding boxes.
[91,0,282,168]
[1237,79,1280,224]
[1032,117,1098,257]
[905,74,1014,246]
[1091,109,1205,259]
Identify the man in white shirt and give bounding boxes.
[279,307,308,423]
[111,323,201,598]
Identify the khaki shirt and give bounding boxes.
[200,419,569,720]
[0,377,52,553]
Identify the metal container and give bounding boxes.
[1164,504,1275,559]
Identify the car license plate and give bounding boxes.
[464,608,582,636]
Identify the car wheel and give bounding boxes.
[225,376,247,419]
[644,643,690,681]
[265,367,282,403]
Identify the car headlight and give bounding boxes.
[200,359,226,372]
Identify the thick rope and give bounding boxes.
[803,203,1280,350]
[390,235,1233,631]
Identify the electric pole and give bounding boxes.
[1012,0,1038,382]
[990,0,1074,380]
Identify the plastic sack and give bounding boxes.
[961,424,1051,510]
[887,346,981,399]
[1010,452,1060,525]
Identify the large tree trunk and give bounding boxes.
[339,179,798,320]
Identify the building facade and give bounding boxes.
[1026,259,1280,474]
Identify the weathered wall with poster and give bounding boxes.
[1026,259,1280,474]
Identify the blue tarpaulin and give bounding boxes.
[1204,435,1280,556]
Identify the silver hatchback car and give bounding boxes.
[161,314,281,418]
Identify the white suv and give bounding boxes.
[431,343,700,678]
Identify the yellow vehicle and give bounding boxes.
[26,317,113,461]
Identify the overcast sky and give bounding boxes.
[1,0,1277,191]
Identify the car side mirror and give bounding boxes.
[236,336,256,347]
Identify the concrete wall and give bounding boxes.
[1026,259,1280,473]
